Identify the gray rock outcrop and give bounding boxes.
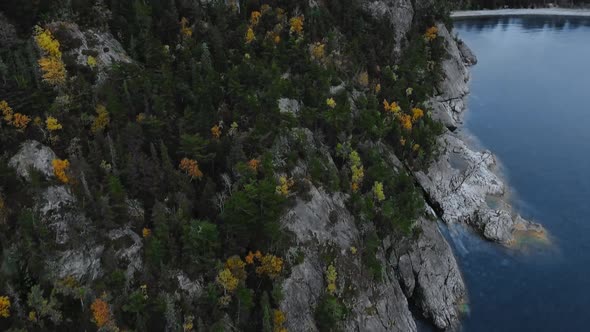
[47,21,132,82]
[9,140,57,180]
[280,183,418,332]
[278,128,466,331]
[9,141,144,284]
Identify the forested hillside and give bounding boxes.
[0,0,456,331]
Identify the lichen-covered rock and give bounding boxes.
[9,140,57,180]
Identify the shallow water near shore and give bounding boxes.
[440,15,590,331]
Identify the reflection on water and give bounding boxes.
[445,15,590,332]
[454,15,590,32]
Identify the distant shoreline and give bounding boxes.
[452,8,590,18]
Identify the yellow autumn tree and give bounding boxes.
[411,107,424,122]
[424,26,438,41]
[225,255,247,281]
[383,100,401,114]
[326,264,337,295]
[34,27,67,86]
[34,26,61,57]
[1,100,31,130]
[311,42,325,60]
[0,100,13,123]
[255,254,283,279]
[216,268,239,293]
[180,17,192,38]
[375,83,381,94]
[46,116,62,131]
[373,181,385,202]
[11,113,31,130]
[326,98,336,109]
[250,11,262,26]
[245,250,262,264]
[349,150,364,192]
[0,296,10,318]
[273,310,287,332]
[52,159,70,184]
[245,27,256,44]
[248,159,260,172]
[142,227,151,238]
[399,114,412,130]
[87,55,97,68]
[289,16,304,36]
[91,104,110,133]
[179,158,203,180]
[275,176,294,196]
[91,298,111,328]
[211,124,222,139]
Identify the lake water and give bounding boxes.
[446,15,590,331]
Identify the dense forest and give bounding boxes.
[0,0,452,331]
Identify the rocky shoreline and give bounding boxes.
[425,23,547,247]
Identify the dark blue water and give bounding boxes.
[448,16,590,331]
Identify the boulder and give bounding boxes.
[9,140,57,180]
